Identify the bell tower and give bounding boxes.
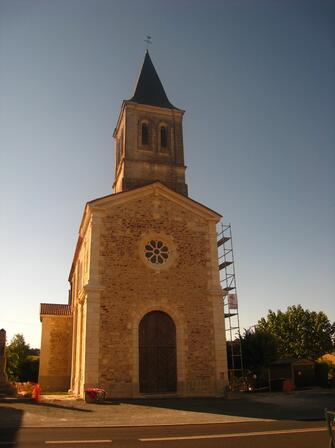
[113,51,188,196]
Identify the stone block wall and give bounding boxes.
[39,315,72,392]
[94,191,227,397]
[113,103,188,196]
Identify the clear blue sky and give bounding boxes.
[1,0,334,348]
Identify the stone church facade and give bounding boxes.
[39,51,228,398]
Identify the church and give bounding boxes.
[39,51,229,398]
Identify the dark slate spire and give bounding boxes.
[128,51,177,109]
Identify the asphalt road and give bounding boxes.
[0,420,329,448]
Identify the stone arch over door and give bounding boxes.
[139,310,177,394]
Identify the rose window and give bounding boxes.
[144,240,169,265]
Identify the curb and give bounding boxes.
[0,418,274,429]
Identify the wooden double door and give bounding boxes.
[139,311,177,394]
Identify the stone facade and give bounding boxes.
[67,183,228,398]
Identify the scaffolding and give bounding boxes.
[217,223,244,389]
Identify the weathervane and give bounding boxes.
[144,35,152,50]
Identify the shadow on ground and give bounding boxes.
[0,398,92,413]
[33,401,92,412]
[0,406,23,443]
[113,390,335,421]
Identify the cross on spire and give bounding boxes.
[144,35,152,50]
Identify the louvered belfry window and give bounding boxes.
[160,126,167,148]
[141,122,149,145]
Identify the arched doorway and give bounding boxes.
[139,311,177,394]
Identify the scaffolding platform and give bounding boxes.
[219,261,233,270]
[217,236,231,247]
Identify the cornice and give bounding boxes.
[90,182,221,221]
[113,100,185,138]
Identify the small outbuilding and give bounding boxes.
[269,358,315,389]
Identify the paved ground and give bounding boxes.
[0,388,334,428]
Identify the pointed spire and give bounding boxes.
[128,51,177,109]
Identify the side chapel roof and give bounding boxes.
[40,303,72,318]
[128,50,178,109]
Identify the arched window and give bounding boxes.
[120,129,124,155]
[141,122,149,146]
[116,129,123,167]
[160,126,168,148]
[77,261,82,294]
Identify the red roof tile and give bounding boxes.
[40,303,72,316]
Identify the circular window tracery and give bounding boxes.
[144,240,169,265]
[139,233,176,271]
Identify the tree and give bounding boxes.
[241,329,278,375]
[6,334,34,381]
[20,356,39,382]
[257,305,335,360]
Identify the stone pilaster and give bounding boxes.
[83,286,104,389]
[82,209,104,390]
[88,209,105,288]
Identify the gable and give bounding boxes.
[89,182,221,221]
[69,183,221,281]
